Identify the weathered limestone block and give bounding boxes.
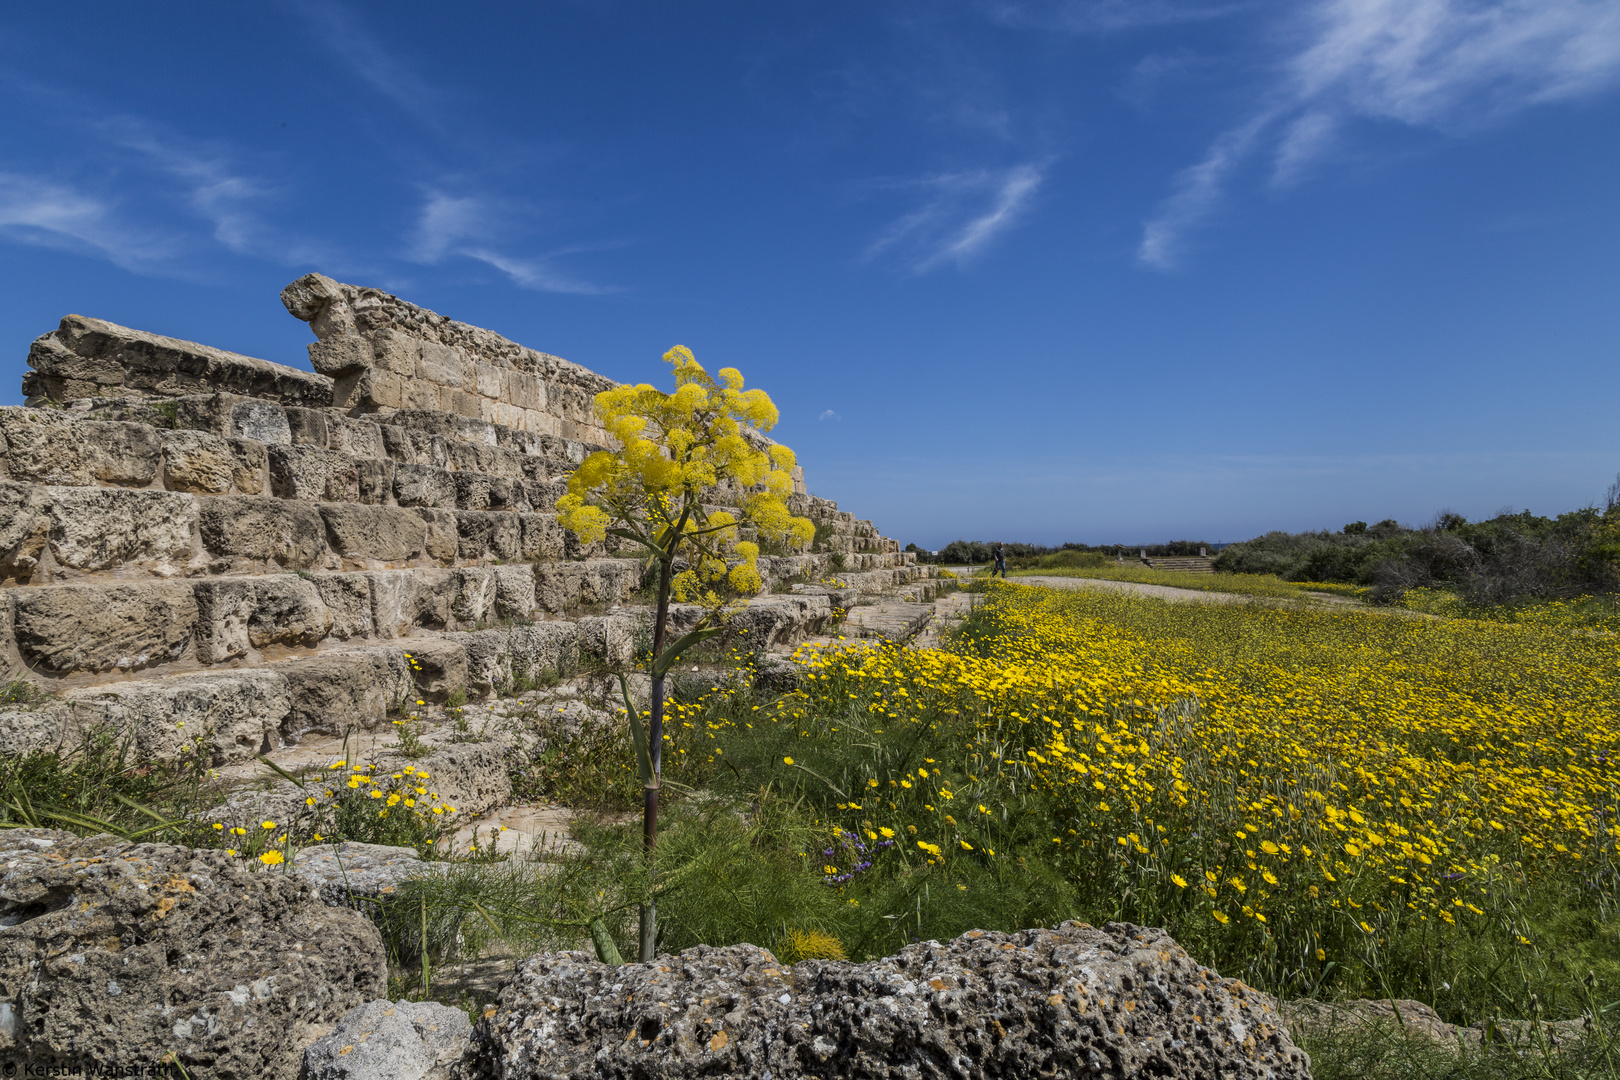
[0,481,51,579]
[79,419,162,485]
[577,614,639,667]
[582,558,643,607]
[330,414,385,459]
[394,462,457,508]
[292,843,427,909]
[306,334,371,376]
[732,594,833,649]
[444,628,509,694]
[487,475,529,512]
[415,508,461,562]
[357,455,394,504]
[21,334,125,399]
[0,593,18,673]
[453,470,492,511]
[31,313,333,406]
[0,830,386,1080]
[472,923,1310,1080]
[12,582,199,674]
[418,340,472,390]
[533,562,584,613]
[161,428,241,493]
[388,410,500,451]
[200,496,327,569]
[397,639,469,703]
[285,405,330,447]
[563,526,607,561]
[0,408,88,484]
[453,567,498,625]
[270,444,359,503]
[64,668,292,764]
[304,998,471,1080]
[247,576,332,648]
[369,328,421,376]
[507,369,545,411]
[456,510,521,562]
[332,366,402,411]
[366,569,421,638]
[419,570,466,630]
[321,504,428,563]
[230,399,292,444]
[381,425,448,468]
[228,436,268,494]
[492,563,537,620]
[0,701,79,758]
[194,576,332,662]
[274,648,413,738]
[307,571,374,639]
[507,622,580,682]
[518,513,565,561]
[523,478,567,511]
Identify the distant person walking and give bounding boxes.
[993,542,1007,578]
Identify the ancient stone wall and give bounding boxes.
[0,276,926,767]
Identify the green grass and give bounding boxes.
[0,726,217,843]
[1296,1013,1620,1080]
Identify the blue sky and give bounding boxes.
[2,1,1618,547]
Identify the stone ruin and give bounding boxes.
[0,273,945,767]
[0,282,1316,1077]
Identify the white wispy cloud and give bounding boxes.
[864,163,1045,273]
[102,119,326,265]
[409,191,617,294]
[292,1,443,118]
[1140,0,1620,268]
[0,173,172,270]
[819,409,840,421]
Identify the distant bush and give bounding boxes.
[1213,483,1620,607]
[1012,550,1110,571]
[925,539,1219,564]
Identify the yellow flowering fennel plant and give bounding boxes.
[555,345,813,961]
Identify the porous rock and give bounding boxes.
[62,668,292,765]
[200,495,327,569]
[470,922,1312,1079]
[303,998,472,1080]
[0,829,386,1079]
[45,486,199,571]
[293,842,429,909]
[11,582,199,674]
[320,504,428,564]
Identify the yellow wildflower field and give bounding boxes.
[678,581,1620,1004]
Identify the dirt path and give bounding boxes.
[938,567,1367,609]
[1007,574,1259,604]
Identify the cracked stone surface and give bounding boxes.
[0,829,386,1079]
[467,921,1311,1079]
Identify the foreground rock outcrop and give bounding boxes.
[0,829,387,1079]
[468,921,1312,1079]
[304,998,472,1080]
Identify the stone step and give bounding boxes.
[0,483,613,582]
[839,601,934,642]
[0,560,651,682]
[2,613,649,767]
[1143,556,1215,573]
[0,405,577,510]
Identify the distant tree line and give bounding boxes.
[1213,495,1620,604]
[906,539,1220,564]
[908,475,1620,607]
